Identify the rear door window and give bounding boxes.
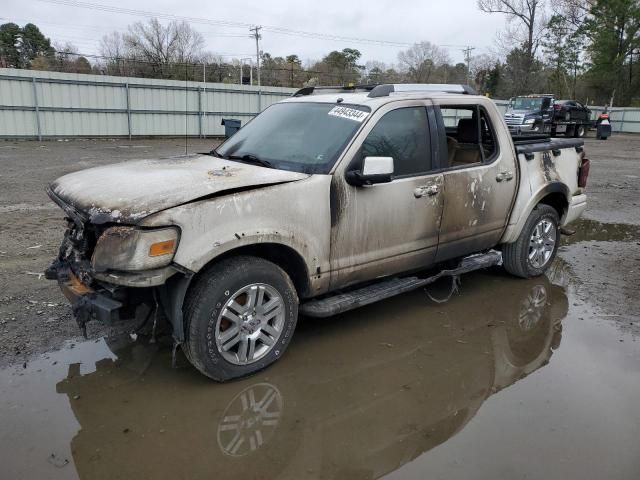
[361,107,432,177]
[438,105,498,168]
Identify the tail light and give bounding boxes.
[578,155,590,188]
[553,104,561,110]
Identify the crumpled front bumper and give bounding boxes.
[46,264,123,328]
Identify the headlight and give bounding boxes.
[92,226,179,272]
[525,118,536,124]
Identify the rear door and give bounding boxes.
[329,101,444,289]
[434,101,518,262]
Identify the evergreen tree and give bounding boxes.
[582,0,640,104]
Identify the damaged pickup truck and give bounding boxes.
[45,83,589,381]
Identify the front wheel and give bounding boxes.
[502,204,560,278]
[183,256,299,381]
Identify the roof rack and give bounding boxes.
[292,83,477,98]
[291,84,379,97]
[368,84,477,97]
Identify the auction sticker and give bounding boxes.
[328,106,370,122]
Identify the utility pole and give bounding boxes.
[462,46,475,85]
[250,25,263,112]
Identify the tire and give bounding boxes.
[502,204,560,279]
[183,256,299,381]
[574,124,586,138]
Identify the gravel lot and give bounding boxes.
[0,138,219,365]
[0,134,638,366]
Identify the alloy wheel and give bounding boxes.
[215,283,285,365]
[528,219,556,269]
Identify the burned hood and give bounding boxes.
[48,155,309,224]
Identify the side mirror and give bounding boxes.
[346,156,394,186]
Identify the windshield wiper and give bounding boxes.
[225,153,275,169]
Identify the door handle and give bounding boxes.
[496,171,514,182]
[414,184,440,198]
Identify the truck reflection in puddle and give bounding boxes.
[56,272,567,479]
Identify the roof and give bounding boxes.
[279,83,484,109]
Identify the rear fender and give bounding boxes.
[500,182,569,244]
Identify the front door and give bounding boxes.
[329,103,444,290]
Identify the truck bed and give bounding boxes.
[513,137,584,155]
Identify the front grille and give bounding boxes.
[47,190,100,284]
[505,114,524,126]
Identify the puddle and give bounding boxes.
[1,270,639,480]
[563,217,640,244]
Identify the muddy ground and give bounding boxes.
[0,134,639,480]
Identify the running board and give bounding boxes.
[300,251,502,318]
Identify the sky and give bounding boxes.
[2,0,509,66]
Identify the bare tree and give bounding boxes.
[99,32,129,76]
[172,20,205,64]
[122,18,204,77]
[478,0,547,58]
[100,32,127,60]
[470,53,499,77]
[397,41,450,82]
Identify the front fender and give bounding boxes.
[139,175,332,292]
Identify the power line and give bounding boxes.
[35,0,469,49]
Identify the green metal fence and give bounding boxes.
[1,70,639,138]
[0,68,296,139]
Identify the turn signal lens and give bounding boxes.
[149,239,176,257]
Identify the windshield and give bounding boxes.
[214,102,370,174]
[511,97,545,111]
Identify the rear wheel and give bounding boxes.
[574,124,586,138]
[183,256,299,381]
[502,204,560,278]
